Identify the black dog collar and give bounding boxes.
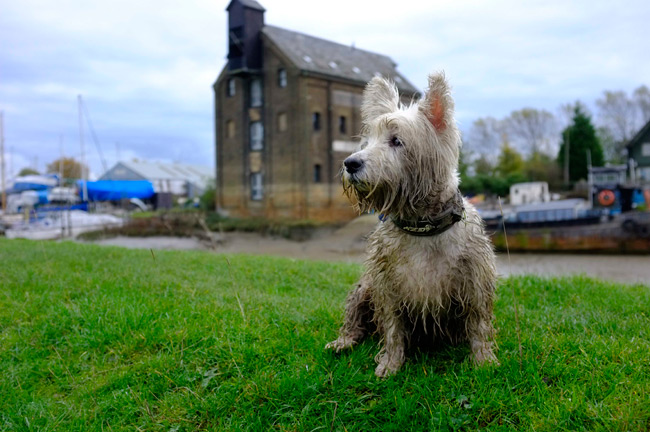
[386,191,465,237]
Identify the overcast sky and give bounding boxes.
[1,0,649,178]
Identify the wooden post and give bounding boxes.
[78,95,88,202]
[563,128,570,186]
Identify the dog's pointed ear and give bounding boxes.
[420,72,454,132]
[361,77,400,124]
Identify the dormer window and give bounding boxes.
[278,68,287,88]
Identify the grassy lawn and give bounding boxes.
[1,239,649,431]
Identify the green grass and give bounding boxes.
[1,239,649,431]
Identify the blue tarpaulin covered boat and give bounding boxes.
[9,174,59,193]
[78,180,155,201]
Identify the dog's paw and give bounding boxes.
[374,353,404,378]
[471,348,500,367]
[324,337,356,352]
[374,361,399,378]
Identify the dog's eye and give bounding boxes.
[389,136,403,147]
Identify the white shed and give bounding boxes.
[99,160,213,198]
[510,182,550,205]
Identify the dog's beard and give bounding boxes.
[342,165,448,220]
[344,172,371,192]
[342,171,404,217]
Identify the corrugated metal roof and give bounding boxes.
[116,160,213,187]
[262,25,419,95]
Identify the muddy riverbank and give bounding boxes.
[87,229,649,286]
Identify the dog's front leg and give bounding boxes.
[467,309,498,366]
[325,277,373,352]
[374,311,406,378]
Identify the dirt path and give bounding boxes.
[496,253,649,285]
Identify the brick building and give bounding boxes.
[214,0,418,221]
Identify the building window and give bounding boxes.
[339,116,347,134]
[227,79,235,97]
[226,120,235,138]
[250,121,263,150]
[640,167,650,180]
[250,78,262,107]
[278,68,287,88]
[251,173,263,201]
[313,164,322,183]
[312,112,321,131]
[277,113,287,132]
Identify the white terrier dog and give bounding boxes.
[326,72,498,377]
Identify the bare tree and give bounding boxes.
[596,126,624,164]
[634,85,650,124]
[596,90,638,143]
[467,117,503,159]
[557,102,584,129]
[504,108,557,155]
[595,86,650,162]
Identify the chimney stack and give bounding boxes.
[226,0,265,72]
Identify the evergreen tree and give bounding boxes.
[557,105,604,182]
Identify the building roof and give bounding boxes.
[227,0,265,11]
[107,160,213,186]
[627,118,650,149]
[590,165,627,173]
[262,25,419,95]
[510,181,548,188]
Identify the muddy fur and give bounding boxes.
[325,72,498,377]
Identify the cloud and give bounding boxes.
[1,0,649,177]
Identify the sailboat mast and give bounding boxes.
[78,95,88,202]
[59,134,64,184]
[1,111,6,214]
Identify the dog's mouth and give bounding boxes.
[346,174,372,192]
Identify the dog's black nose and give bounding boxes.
[344,157,364,174]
